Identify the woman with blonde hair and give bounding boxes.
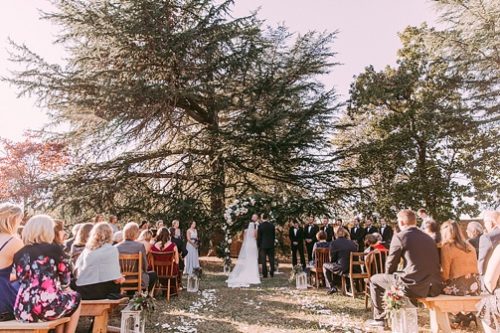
[69,223,93,264]
[74,222,123,300]
[137,229,153,254]
[440,220,479,296]
[0,203,24,321]
[13,215,81,332]
[53,219,67,247]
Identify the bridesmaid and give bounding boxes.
[183,221,200,275]
[0,203,24,321]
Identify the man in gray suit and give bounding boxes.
[478,211,500,275]
[116,222,157,293]
[366,209,442,328]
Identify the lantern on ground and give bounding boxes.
[120,304,145,333]
[296,272,308,290]
[187,274,199,292]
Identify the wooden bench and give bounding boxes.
[418,295,482,333]
[81,298,128,333]
[0,317,70,333]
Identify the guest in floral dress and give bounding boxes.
[14,215,81,332]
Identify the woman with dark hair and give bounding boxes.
[311,230,329,265]
[169,227,187,273]
[151,228,179,272]
[424,219,441,244]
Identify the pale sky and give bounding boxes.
[0,0,439,141]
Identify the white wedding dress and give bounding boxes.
[226,222,261,288]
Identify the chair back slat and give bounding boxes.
[365,250,388,277]
[314,248,330,270]
[151,251,176,279]
[119,253,142,293]
[349,252,367,276]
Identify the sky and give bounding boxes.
[0,0,439,142]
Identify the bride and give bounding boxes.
[226,221,260,288]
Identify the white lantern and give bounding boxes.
[120,304,145,333]
[187,274,199,292]
[390,304,418,333]
[295,272,308,290]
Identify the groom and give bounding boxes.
[257,212,276,278]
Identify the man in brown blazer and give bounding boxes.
[366,209,442,328]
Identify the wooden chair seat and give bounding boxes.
[119,253,143,294]
[418,295,483,333]
[309,248,330,288]
[81,297,128,333]
[151,250,178,301]
[364,250,388,308]
[341,252,369,298]
[0,317,70,333]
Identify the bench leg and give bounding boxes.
[92,311,109,333]
[429,309,452,333]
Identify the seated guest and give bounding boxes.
[139,221,150,231]
[53,219,67,247]
[478,243,500,333]
[323,228,358,294]
[312,230,330,264]
[64,223,82,253]
[112,231,123,245]
[466,221,483,258]
[151,228,179,274]
[138,229,153,254]
[116,222,157,293]
[424,219,441,244]
[478,211,500,275]
[70,223,94,264]
[364,234,387,254]
[14,215,81,331]
[169,227,188,274]
[74,222,124,299]
[0,203,24,321]
[440,221,479,296]
[366,209,441,328]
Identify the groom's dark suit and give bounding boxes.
[258,220,276,278]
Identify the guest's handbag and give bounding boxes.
[0,312,14,322]
[443,274,481,296]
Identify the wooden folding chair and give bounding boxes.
[309,248,330,288]
[151,251,178,301]
[119,253,143,294]
[364,250,388,309]
[341,252,369,298]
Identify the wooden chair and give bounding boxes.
[364,250,388,309]
[341,252,369,298]
[309,248,330,288]
[0,317,70,333]
[150,251,178,301]
[80,297,128,333]
[119,253,142,294]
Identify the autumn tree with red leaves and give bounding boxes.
[0,135,68,210]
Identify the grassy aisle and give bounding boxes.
[102,257,480,332]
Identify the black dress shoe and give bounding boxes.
[327,287,338,295]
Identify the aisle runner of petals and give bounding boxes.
[275,287,364,333]
[156,289,218,333]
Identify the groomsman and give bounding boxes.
[320,217,334,242]
[304,216,319,262]
[288,219,306,269]
[365,218,378,235]
[350,219,366,251]
[379,218,393,247]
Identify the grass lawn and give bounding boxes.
[95,257,481,332]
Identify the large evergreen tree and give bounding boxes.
[337,26,485,220]
[5,0,345,225]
